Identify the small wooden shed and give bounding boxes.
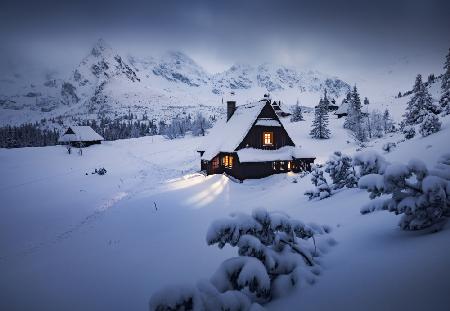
[58,126,104,147]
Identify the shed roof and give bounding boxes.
[58,126,104,142]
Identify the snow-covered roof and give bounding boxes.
[237,146,315,163]
[334,101,369,115]
[58,126,104,142]
[200,101,266,159]
[255,118,281,127]
[335,101,349,115]
[237,146,289,162]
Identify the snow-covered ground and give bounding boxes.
[1,105,450,310]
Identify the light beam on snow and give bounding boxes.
[166,173,207,191]
[184,176,228,208]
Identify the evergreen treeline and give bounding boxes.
[0,111,214,148]
[80,116,158,141]
[0,123,59,148]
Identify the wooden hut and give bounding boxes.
[58,126,104,147]
[198,96,315,180]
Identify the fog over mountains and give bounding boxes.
[0,39,351,125]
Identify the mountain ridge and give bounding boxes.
[0,39,351,125]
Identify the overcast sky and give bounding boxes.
[1,0,449,89]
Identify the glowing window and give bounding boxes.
[223,155,233,168]
[280,161,285,170]
[263,132,273,145]
[288,161,291,170]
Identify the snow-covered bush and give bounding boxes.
[382,142,396,153]
[206,210,330,300]
[94,167,107,175]
[149,282,256,311]
[402,126,416,139]
[324,151,358,189]
[359,155,450,231]
[304,166,332,200]
[353,151,389,177]
[149,210,333,310]
[419,113,441,137]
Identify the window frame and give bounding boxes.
[223,155,233,169]
[263,131,274,146]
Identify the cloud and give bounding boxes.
[0,0,449,92]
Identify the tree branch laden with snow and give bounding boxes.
[359,154,450,231]
[150,209,334,310]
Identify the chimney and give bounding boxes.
[226,92,236,121]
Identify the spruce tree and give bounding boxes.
[440,48,450,114]
[419,112,441,137]
[403,74,440,125]
[310,98,330,139]
[290,100,304,122]
[382,109,393,133]
[323,89,330,110]
[345,85,366,142]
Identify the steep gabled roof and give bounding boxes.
[334,101,369,116]
[335,100,350,115]
[200,101,267,159]
[58,126,104,142]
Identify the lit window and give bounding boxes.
[272,161,277,170]
[263,132,273,145]
[288,161,291,170]
[223,155,233,168]
[280,161,285,170]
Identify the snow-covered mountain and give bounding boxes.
[0,39,351,126]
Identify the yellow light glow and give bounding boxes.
[263,132,273,145]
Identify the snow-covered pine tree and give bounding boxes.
[371,110,385,138]
[323,89,330,110]
[290,100,304,122]
[149,210,332,310]
[344,86,366,142]
[419,112,441,137]
[191,112,212,136]
[382,109,394,133]
[403,74,440,125]
[325,151,358,189]
[359,154,450,231]
[440,48,450,114]
[353,150,389,177]
[310,98,330,139]
[304,166,332,200]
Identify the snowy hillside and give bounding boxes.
[0,39,350,126]
[1,87,449,310]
